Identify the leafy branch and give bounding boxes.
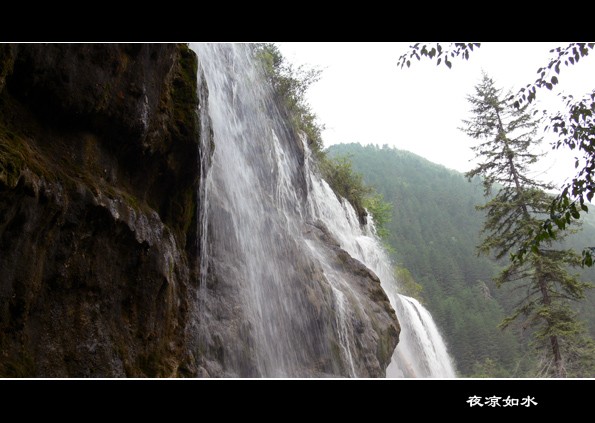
[511,43,594,108]
[396,42,480,70]
[511,44,595,267]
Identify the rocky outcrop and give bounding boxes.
[302,220,400,377]
[0,43,202,377]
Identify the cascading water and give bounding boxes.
[189,43,456,378]
[303,140,456,378]
[386,295,457,377]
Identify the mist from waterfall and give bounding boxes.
[190,43,456,378]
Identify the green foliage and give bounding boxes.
[512,43,594,107]
[528,313,595,377]
[561,333,595,377]
[319,152,373,207]
[319,151,392,239]
[252,43,325,154]
[517,89,595,266]
[252,44,392,241]
[363,192,393,240]
[469,357,510,378]
[394,263,424,304]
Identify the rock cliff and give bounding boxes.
[0,43,399,377]
[0,43,201,377]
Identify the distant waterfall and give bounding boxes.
[387,295,457,377]
[190,43,456,378]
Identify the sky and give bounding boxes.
[275,42,595,191]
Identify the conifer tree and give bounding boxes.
[462,72,594,377]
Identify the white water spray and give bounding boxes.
[191,43,456,378]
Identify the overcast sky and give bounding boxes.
[275,42,595,191]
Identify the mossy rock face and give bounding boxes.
[3,43,200,232]
[0,43,206,377]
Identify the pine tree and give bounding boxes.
[462,72,593,377]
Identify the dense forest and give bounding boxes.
[327,142,595,377]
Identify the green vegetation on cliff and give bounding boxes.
[253,43,325,154]
[253,43,392,235]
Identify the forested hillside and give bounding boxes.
[327,142,595,377]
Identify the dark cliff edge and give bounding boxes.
[0,43,398,378]
[0,43,202,377]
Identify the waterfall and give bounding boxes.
[190,43,456,378]
[303,140,456,378]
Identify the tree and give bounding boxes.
[461,73,593,377]
[397,42,595,266]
